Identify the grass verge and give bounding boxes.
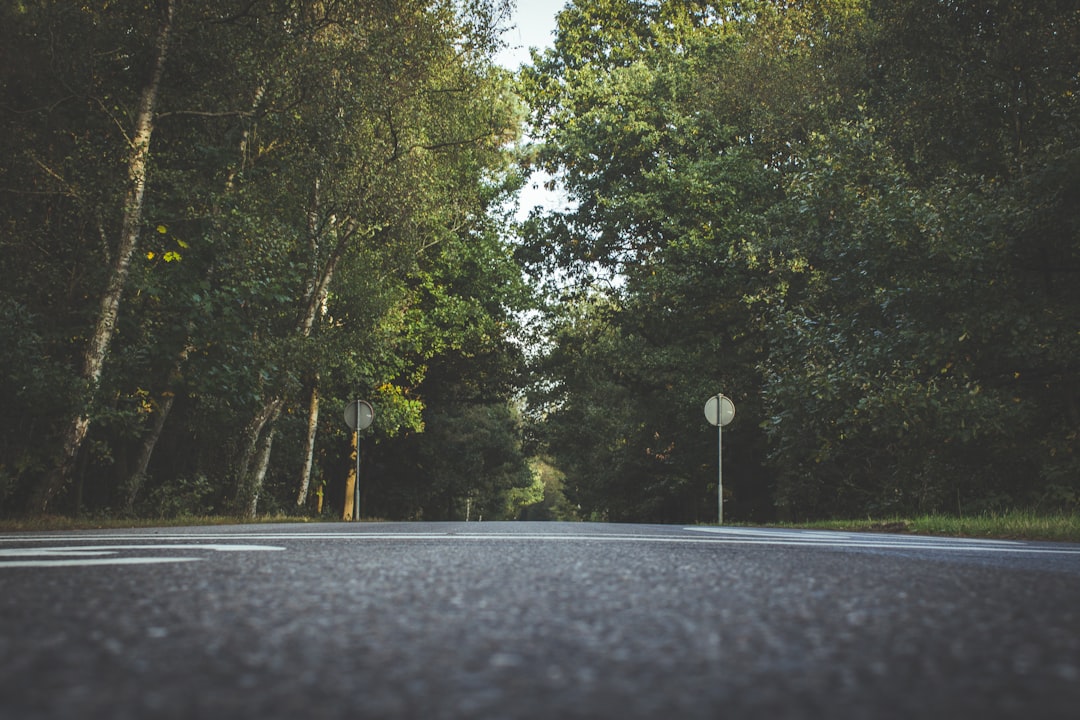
[772,510,1080,543]
[0,514,323,533]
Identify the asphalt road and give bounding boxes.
[2,522,1079,719]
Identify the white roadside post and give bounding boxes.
[703,394,735,525]
[343,399,374,522]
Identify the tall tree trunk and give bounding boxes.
[296,379,321,508]
[224,82,266,191]
[123,343,191,513]
[244,422,278,519]
[234,397,283,516]
[122,392,176,514]
[29,0,176,514]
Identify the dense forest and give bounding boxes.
[2,1,1078,523]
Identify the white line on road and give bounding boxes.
[0,543,285,569]
[0,557,201,568]
[1,532,1077,557]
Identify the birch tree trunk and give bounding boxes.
[244,422,278,519]
[296,379,321,508]
[122,392,176,514]
[234,397,283,518]
[29,0,176,514]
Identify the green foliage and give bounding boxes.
[0,0,529,519]
[516,457,580,521]
[6,0,1078,523]
[144,474,219,520]
[520,0,1080,522]
[368,401,533,521]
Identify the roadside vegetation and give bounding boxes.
[3,2,1078,527]
[765,511,1080,543]
[0,514,318,533]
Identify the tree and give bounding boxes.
[1,1,181,512]
[755,0,1080,516]
[222,0,524,517]
[520,0,1080,520]
[364,203,536,520]
[518,0,805,521]
[1,0,530,519]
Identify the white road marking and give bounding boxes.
[682,527,1080,554]
[689,526,1022,544]
[0,543,284,569]
[0,557,201,568]
[1,531,1077,557]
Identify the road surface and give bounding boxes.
[2,522,1078,719]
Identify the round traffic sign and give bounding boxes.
[344,399,374,431]
[704,394,735,427]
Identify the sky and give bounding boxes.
[496,1,571,220]
[495,0,567,70]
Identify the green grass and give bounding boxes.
[769,510,1080,543]
[0,513,324,533]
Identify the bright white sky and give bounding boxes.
[496,0,567,70]
[496,1,571,220]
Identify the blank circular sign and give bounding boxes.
[344,400,374,431]
[704,394,735,427]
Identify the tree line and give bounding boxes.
[519,0,1080,522]
[1,0,542,521]
[2,1,1078,524]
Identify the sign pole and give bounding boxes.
[343,399,374,523]
[354,402,361,523]
[704,393,734,526]
[717,396,723,526]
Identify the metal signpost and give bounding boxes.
[703,393,735,525]
[344,399,374,522]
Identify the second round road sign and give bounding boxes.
[704,394,735,427]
